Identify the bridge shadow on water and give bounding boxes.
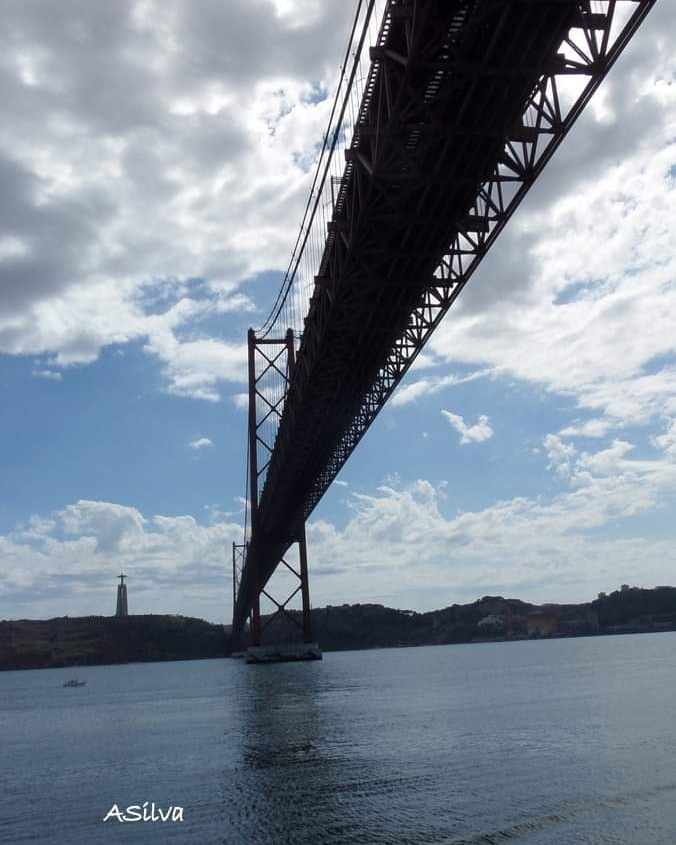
[225,662,373,844]
[218,653,546,845]
[221,660,448,845]
[211,642,676,845]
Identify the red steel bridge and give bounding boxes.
[232,0,656,648]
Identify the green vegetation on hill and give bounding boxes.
[309,587,676,651]
[1,586,674,671]
[0,615,227,671]
[593,585,676,630]
[310,597,533,651]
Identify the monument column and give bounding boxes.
[115,573,128,617]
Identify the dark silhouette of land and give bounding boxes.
[0,614,227,671]
[1,586,675,671]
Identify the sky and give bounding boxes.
[1,0,675,624]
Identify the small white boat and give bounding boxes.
[62,678,87,687]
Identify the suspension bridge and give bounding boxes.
[231,0,656,659]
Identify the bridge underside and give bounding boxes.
[233,0,655,636]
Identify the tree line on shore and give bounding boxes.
[1,585,675,671]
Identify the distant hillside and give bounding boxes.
[593,586,676,631]
[310,596,536,650]
[0,615,227,671]
[307,586,676,651]
[2,586,675,671]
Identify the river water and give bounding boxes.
[1,633,675,844]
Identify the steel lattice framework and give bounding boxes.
[233,0,656,638]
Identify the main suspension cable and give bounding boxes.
[256,0,376,338]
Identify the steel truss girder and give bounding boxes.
[301,0,656,515]
[235,0,655,629]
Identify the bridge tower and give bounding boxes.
[236,328,321,663]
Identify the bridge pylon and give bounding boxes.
[234,328,321,662]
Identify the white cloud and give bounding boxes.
[0,0,354,397]
[31,369,62,381]
[60,500,146,553]
[3,418,676,619]
[189,437,213,450]
[146,333,248,402]
[1,500,242,621]
[653,420,676,459]
[305,436,676,609]
[391,369,491,407]
[1,2,674,622]
[333,479,348,487]
[544,434,577,478]
[0,1,672,418]
[558,419,613,439]
[441,410,493,445]
[230,393,249,410]
[0,235,29,260]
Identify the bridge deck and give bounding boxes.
[233,0,655,633]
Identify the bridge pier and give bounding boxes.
[241,526,321,663]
